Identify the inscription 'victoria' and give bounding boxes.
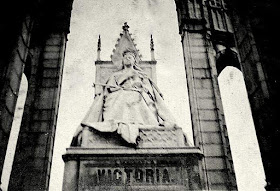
[85,167,184,186]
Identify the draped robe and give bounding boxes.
[71,69,177,145]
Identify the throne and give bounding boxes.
[62,23,203,191]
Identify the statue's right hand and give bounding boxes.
[109,86,122,92]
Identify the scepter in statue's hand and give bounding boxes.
[92,82,140,92]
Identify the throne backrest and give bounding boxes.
[94,60,157,95]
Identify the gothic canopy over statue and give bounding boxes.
[71,23,180,146]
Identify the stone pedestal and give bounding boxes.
[63,128,204,191]
[63,147,203,191]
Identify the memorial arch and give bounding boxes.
[0,0,278,190]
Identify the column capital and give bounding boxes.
[179,18,207,34]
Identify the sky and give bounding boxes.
[0,0,266,190]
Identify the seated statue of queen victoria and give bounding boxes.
[71,49,178,146]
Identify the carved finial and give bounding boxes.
[97,35,101,51]
[122,22,130,32]
[150,35,154,51]
[97,35,101,61]
[150,35,155,61]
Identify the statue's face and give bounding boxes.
[123,52,135,67]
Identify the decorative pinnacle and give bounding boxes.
[97,35,101,51]
[150,35,155,61]
[122,22,130,32]
[150,35,154,51]
[97,35,101,61]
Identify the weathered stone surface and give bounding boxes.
[196,89,214,98]
[42,78,58,87]
[205,157,226,170]
[210,184,229,190]
[189,38,204,46]
[43,68,59,78]
[31,121,50,132]
[194,78,213,89]
[9,69,21,92]
[34,145,48,158]
[44,45,61,52]
[43,51,60,60]
[9,31,67,191]
[1,108,14,133]
[43,60,60,68]
[193,68,211,78]
[200,120,220,132]
[208,170,229,184]
[202,132,222,144]
[33,109,53,120]
[198,109,217,120]
[45,36,62,46]
[190,52,207,60]
[197,98,216,109]
[23,170,46,189]
[80,126,187,149]
[203,144,224,157]
[63,147,203,191]
[5,87,17,114]
[138,127,186,148]
[63,160,78,191]
[191,61,209,69]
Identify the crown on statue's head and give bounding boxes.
[122,49,137,58]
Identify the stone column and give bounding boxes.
[8,0,74,190]
[0,15,33,177]
[181,23,236,191]
[175,0,237,190]
[9,31,68,191]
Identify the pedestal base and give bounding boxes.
[63,147,204,191]
[64,127,204,190]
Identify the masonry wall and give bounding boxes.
[8,32,67,190]
[0,15,33,178]
[0,0,73,190]
[231,0,280,189]
[181,29,236,190]
[175,0,237,190]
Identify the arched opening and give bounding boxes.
[49,0,193,190]
[0,74,28,191]
[218,66,266,190]
[216,46,240,75]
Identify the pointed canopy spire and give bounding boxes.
[111,23,142,69]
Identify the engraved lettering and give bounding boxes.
[113,169,122,183]
[135,169,144,183]
[146,169,154,183]
[98,169,106,183]
[124,168,133,183]
[162,169,170,183]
